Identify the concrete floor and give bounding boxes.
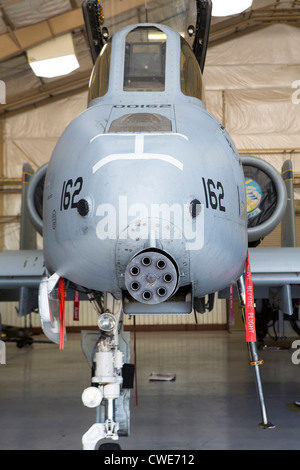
[1,329,300,450]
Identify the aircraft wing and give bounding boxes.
[249,247,300,287]
[0,250,44,290]
[0,250,44,303]
[249,247,300,316]
[218,247,300,318]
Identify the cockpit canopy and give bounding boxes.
[88,25,203,102]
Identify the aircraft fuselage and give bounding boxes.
[43,23,247,305]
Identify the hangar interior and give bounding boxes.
[1,0,300,450]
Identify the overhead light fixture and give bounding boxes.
[212,0,253,17]
[148,32,167,41]
[27,33,79,78]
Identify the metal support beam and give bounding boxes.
[0,177,22,186]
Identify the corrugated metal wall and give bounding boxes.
[0,296,226,328]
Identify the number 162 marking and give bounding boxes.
[60,177,83,211]
[202,178,226,212]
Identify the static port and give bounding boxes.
[131,282,140,291]
[142,257,152,266]
[157,287,166,297]
[157,260,166,269]
[130,266,140,276]
[164,273,173,283]
[142,291,152,300]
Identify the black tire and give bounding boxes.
[98,442,121,450]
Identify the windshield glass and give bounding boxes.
[88,41,112,102]
[123,27,166,92]
[180,36,203,100]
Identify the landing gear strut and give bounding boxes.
[81,295,131,450]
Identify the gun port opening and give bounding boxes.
[142,256,152,266]
[131,282,140,291]
[157,287,167,297]
[163,273,173,283]
[142,291,152,301]
[156,259,166,269]
[130,266,140,276]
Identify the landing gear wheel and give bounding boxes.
[98,442,121,450]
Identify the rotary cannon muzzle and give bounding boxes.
[125,250,178,305]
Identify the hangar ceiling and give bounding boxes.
[0,0,300,117]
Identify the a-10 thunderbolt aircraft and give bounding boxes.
[1,0,300,449]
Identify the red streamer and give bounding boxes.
[58,278,65,350]
[245,252,257,343]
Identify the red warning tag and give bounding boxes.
[245,252,257,343]
[73,290,80,321]
[229,284,234,326]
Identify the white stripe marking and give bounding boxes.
[92,134,184,173]
[90,132,188,143]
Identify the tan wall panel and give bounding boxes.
[0,297,227,329]
[260,213,300,248]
